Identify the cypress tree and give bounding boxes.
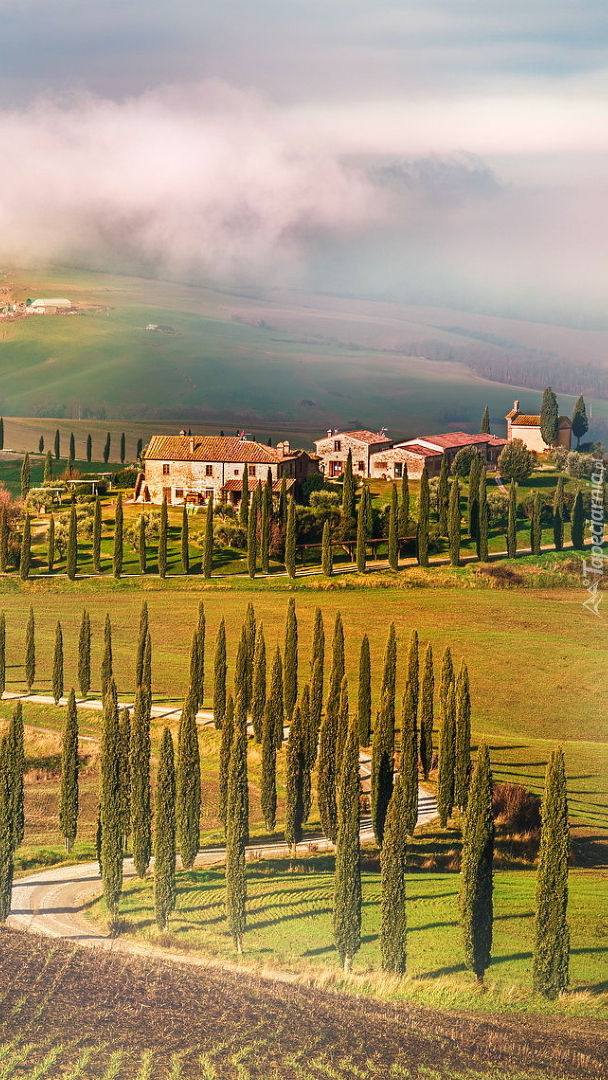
[176,691,201,869]
[59,689,79,852]
[138,513,147,574]
[251,623,267,741]
[317,690,339,844]
[0,612,5,698]
[226,692,248,953]
[92,496,102,573]
[260,699,277,832]
[130,685,152,877]
[459,743,494,983]
[333,707,361,973]
[507,480,517,558]
[571,490,585,550]
[278,475,288,523]
[418,644,434,781]
[86,433,92,462]
[407,629,420,715]
[285,703,306,855]
[203,492,214,578]
[268,646,285,750]
[571,395,589,449]
[243,603,256,707]
[477,467,489,561]
[300,683,315,818]
[68,431,75,461]
[101,613,113,699]
[400,680,418,836]
[357,634,372,746]
[158,495,168,578]
[118,707,131,850]
[112,494,123,579]
[0,505,8,573]
[44,450,53,483]
[181,505,190,574]
[454,663,471,811]
[25,606,35,692]
[213,617,227,729]
[439,646,454,716]
[417,466,430,567]
[100,681,123,919]
[388,484,398,570]
[283,597,298,722]
[120,432,126,464]
[54,428,60,460]
[20,452,31,500]
[52,621,64,705]
[19,514,31,581]
[342,449,355,520]
[540,387,559,447]
[195,599,205,707]
[66,503,77,580]
[335,676,350,773]
[321,519,333,576]
[480,404,491,434]
[371,688,395,846]
[239,465,250,527]
[380,621,397,712]
[448,478,461,567]
[154,727,176,931]
[0,417,3,451]
[310,607,325,738]
[47,513,55,573]
[533,747,570,998]
[260,482,270,574]
[142,628,152,695]
[531,492,542,555]
[363,483,373,536]
[5,703,25,850]
[218,695,235,829]
[438,455,450,535]
[468,453,482,540]
[103,431,111,464]
[398,466,409,536]
[437,680,456,827]
[380,776,408,973]
[553,476,564,552]
[0,737,14,921]
[78,609,91,698]
[38,434,44,453]
[247,485,258,578]
[284,497,296,579]
[356,495,367,572]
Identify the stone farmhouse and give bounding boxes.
[137,433,319,506]
[315,428,507,481]
[505,400,572,453]
[313,429,393,478]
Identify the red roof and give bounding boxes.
[392,442,443,457]
[316,430,391,446]
[412,432,506,450]
[146,435,280,464]
[510,415,571,429]
[222,477,296,492]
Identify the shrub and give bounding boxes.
[498,439,535,483]
[309,490,340,509]
[566,452,594,479]
[112,467,139,489]
[492,781,541,834]
[213,521,247,549]
[487,491,509,526]
[451,446,483,477]
[549,447,568,471]
[474,564,524,586]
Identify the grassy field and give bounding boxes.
[2,265,606,438]
[1,929,605,1080]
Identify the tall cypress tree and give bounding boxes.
[400,681,418,836]
[251,623,267,741]
[0,505,8,573]
[507,481,518,558]
[459,742,494,983]
[468,453,482,540]
[439,645,454,717]
[44,449,53,483]
[571,395,588,449]
[437,680,456,827]
[158,495,168,578]
[531,491,542,555]
[135,601,149,689]
[268,646,285,750]
[20,452,31,500]
[454,663,471,812]
[103,431,111,464]
[285,704,306,855]
[477,467,489,561]
[407,629,420,715]
[571,490,585,550]
[120,432,126,464]
[417,466,430,567]
[176,690,201,870]
[283,597,298,722]
[380,775,408,973]
[0,417,3,451]
[0,611,5,698]
[553,476,564,552]
[300,683,315,818]
[154,727,176,930]
[52,621,64,705]
[69,432,76,461]
[438,455,450,536]
[226,692,248,953]
[130,686,152,878]
[356,495,367,573]
[317,682,339,845]
[78,609,91,697]
[218,695,235,829]
[333,707,361,973]
[59,689,79,852]
[101,613,113,699]
[418,644,434,781]
[86,433,92,462]
[100,681,123,919]
[47,513,55,573]
[243,603,256,707]
[54,428,60,460]
[196,599,205,708]
[321,519,333,576]
[5,703,25,851]
[66,504,77,581]
[0,734,14,921]
[388,484,398,570]
[260,482,270,574]
[118,707,131,850]
[239,466,250,527]
[380,621,397,712]
[362,483,373,536]
[142,629,152,695]
[138,513,147,575]
[213,617,227,729]
[342,449,355,520]
[112,494,123,579]
[357,634,372,746]
[247,485,258,578]
[310,607,325,738]
[203,492,214,578]
[278,476,288,523]
[480,404,491,434]
[284,498,296,579]
[371,688,395,847]
[398,466,409,536]
[25,606,35,692]
[448,478,461,567]
[260,700,277,833]
[19,514,31,581]
[335,676,350,773]
[92,496,102,573]
[533,747,570,998]
[540,387,559,447]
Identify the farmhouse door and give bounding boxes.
[163,487,172,505]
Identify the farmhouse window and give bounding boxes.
[175,488,184,499]
[248,465,256,477]
[394,463,403,477]
[333,440,341,451]
[377,461,388,470]
[162,463,170,475]
[205,464,213,476]
[357,461,365,472]
[205,488,213,499]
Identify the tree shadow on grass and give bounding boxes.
[303,934,376,958]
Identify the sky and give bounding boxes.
[0,1,606,323]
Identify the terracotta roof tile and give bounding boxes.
[316,430,392,446]
[411,432,501,449]
[222,477,295,492]
[145,435,280,464]
[392,442,443,457]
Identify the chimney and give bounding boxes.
[189,436,195,454]
[327,429,333,438]
[514,400,520,412]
